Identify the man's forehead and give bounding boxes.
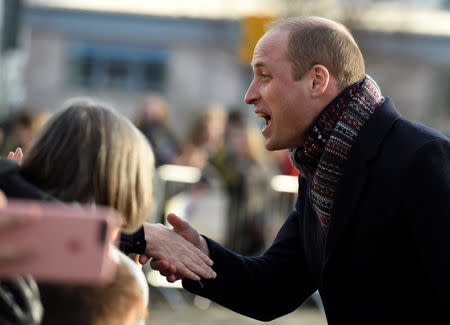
[251,29,289,67]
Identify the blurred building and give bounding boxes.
[341,0,450,134]
[0,0,27,120]
[354,29,450,134]
[20,4,252,138]
[4,0,450,137]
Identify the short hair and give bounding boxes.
[39,262,147,325]
[269,16,365,90]
[20,98,155,233]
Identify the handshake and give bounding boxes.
[138,213,216,283]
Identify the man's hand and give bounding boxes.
[139,214,215,282]
[143,213,211,282]
[166,213,209,255]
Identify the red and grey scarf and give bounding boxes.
[289,75,384,230]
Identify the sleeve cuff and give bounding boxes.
[119,226,146,254]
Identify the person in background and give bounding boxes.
[11,109,51,152]
[0,108,50,157]
[212,109,275,254]
[174,104,228,190]
[148,16,450,325]
[135,94,179,167]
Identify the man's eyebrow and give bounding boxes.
[252,62,266,69]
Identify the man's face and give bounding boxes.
[245,29,317,150]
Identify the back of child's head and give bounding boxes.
[39,261,147,325]
[20,98,155,233]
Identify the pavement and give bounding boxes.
[146,288,327,325]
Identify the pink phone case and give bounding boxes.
[0,200,121,285]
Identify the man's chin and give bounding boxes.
[264,141,274,151]
[264,140,283,151]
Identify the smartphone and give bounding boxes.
[0,199,121,285]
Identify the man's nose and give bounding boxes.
[244,81,259,105]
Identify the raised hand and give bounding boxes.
[8,147,23,165]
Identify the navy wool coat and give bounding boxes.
[183,97,450,325]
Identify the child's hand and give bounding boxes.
[8,147,23,165]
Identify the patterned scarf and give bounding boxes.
[289,75,384,230]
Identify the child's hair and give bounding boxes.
[20,98,155,232]
[39,262,147,325]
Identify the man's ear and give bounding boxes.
[308,65,330,98]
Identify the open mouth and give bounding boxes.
[257,113,272,126]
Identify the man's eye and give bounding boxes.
[261,73,270,79]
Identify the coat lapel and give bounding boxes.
[322,98,401,270]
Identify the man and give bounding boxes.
[147,16,450,324]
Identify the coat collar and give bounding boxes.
[322,97,401,270]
